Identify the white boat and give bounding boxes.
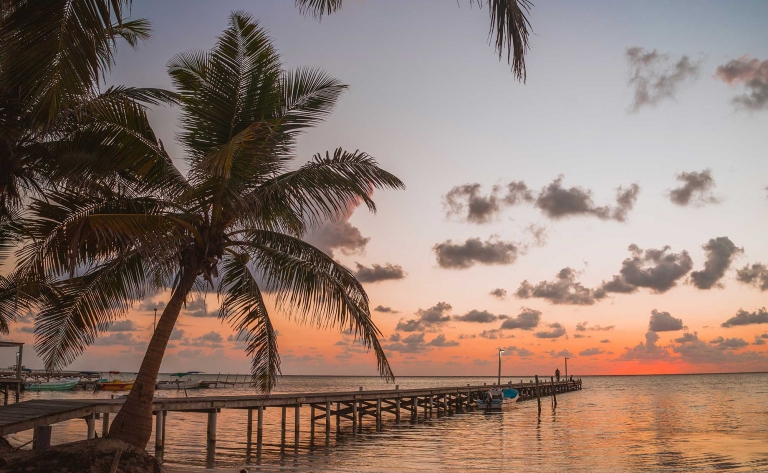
[156,372,202,390]
[25,377,80,392]
[476,388,519,411]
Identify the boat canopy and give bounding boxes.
[170,372,189,377]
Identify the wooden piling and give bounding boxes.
[551,377,557,408]
[310,405,315,439]
[395,397,401,423]
[352,400,358,434]
[376,398,382,431]
[335,402,340,431]
[534,375,542,415]
[325,401,331,434]
[247,408,253,447]
[281,406,287,436]
[86,413,95,439]
[33,425,51,450]
[101,412,109,438]
[256,406,264,462]
[207,410,217,445]
[155,411,164,448]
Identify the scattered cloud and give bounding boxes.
[673,332,699,344]
[753,335,767,346]
[177,349,203,358]
[573,333,587,339]
[648,310,686,332]
[579,348,605,356]
[736,263,768,291]
[304,205,369,257]
[670,332,766,365]
[715,56,768,111]
[454,309,504,323]
[668,169,720,207]
[690,237,742,289]
[137,299,166,312]
[600,339,611,344]
[396,302,452,332]
[489,288,507,300]
[534,322,567,339]
[427,334,460,348]
[458,333,477,340]
[385,332,457,353]
[433,236,520,269]
[576,322,615,332]
[526,224,548,247]
[500,308,542,330]
[617,331,672,362]
[374,305,398,314]
[721,308,768,328]
[626,47,701,111]
[598,244,693,295]
[709,336,748,351]
[517,268,602,305]
[94,333,142,346]
[534,176,640,222]
[183,297,213,318]
[549,349,573,358]
[109,320,139,332]
[169,327,185,341]
[478,329,515,339]
[502,346,534,357]
[443,182,533,224]
[353,263,407,283]
[181,331,224,348]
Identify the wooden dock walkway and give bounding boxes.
[0,378,582,458]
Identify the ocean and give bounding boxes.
[5,373,768,472]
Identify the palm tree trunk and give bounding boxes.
[108,265,198,447]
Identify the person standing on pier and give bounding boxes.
[555,368,561,382]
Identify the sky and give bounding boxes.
[5,0,768,377]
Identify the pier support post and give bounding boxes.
[101,413,109,438]
[207,410,218,445]
[325,401,331,435]
[551,377,557,408]
[376,398,382,431]
[352,401,358,434]
[155,411,164,449]
[247,408,253,447]
[294,405,300,454]
[281,406,287,436]
[33,425,52,450]
[534,375,542,415]
[336,402,340,431]
[310,405,315,440]
[395,398,401,423]
[412,397,417,420]
[86,413,96,439]
[257,406,264,463]
[428,395,433,417]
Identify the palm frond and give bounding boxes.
[279,67,347,135]
[218,252,280,392]
[295,0,344,19]
[231,231,393,381]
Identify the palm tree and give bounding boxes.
[5,11,402,448]
[294,0,533,81]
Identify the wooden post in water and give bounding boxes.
[534,375,542,415]
[352,400,358,434]
[412,397,418,420]
[101,413,109,437]
[310,405,315,440]
[551,377,557,408]
[325,401,331,435]
[247,408,253,448]
[281,406,287,437]
[155,411,164,449]
[294,405,300,455]
[376,398,382,431]
[336,402,340,431]
[395,397,401,423]
[86,413,96,439]
[33,425,52,450]
[207,410,217,445]
[257,406,264,463]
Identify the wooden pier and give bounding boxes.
[0,378,581,460]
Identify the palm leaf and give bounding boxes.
[218,252,280,392]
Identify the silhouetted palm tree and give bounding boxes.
[5,11,401,448]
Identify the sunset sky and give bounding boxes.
[5,0,768,377]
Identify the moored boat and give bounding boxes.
[25,377,80,392]
[157,372,203,390]
[476,388,519,411]
[97,371,135,391]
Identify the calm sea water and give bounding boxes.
[6,373,768,472]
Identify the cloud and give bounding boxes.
[427,334,460,348]
[443,182,533,224]
[579,348,605,356]
[16,326,35,333]
[689,237,742,289]
[304,205,369,257]
[94,333,142,346]
[715,56,768,111]
[721,308,768,327]
[385,333,427,353]
[626,47,701,111]
[598,244,693,295]
[177,349,203,358]
[353,263,407,283]
[454,310,503,323]
[458,333,477,340]
[709,336,749,351]
[137,299,166,312]
[735,263,768,291]
[526,224,548,247]
[433,236,520,269]
[648,310,685,332]
[169,327,185,341]
[489,288,507,300]
[534,322,567,339]
[516,267,602,305]
[500,308,542,330]
[183,297,214,318]
[502,346,534,357]
[754,335,767,346]
[600,339,611,344]
[109,320,139,332]
[573,333,587,339]
[374,305,398,313]
[668,169,720,207]
[478,329,515,339]
[673,332,699,344]
[576,322,615,332]
[549,349,573,358]
[617,331,672,362]
[534,176,640,222]
[182,331,224,348]
[396,302,452,332]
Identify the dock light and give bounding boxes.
[498,349,505,385]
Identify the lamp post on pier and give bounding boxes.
[498,348,505,385]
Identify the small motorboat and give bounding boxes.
[97,371,135,391]
[156,372,202,390]
[476,387,519,411]
[25,377,80,392]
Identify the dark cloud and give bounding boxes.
[735,263,768,291]
[617,331,672,362]
[427,334,460,348]
[534,177,640,222]
[395,302,452,332]
[183,297,214,318]
[549,349,573,358]
[454,309,503,323]
[598,244,693,295]
[478,329,515,339]
[500,308,542,330]
[109,320,139,332]
[534,322,567,339]
[442,181,534,224]
[94,333,142,346]
[502,346,534,357]
[16,326,35,333]
[626,47,701,111]
[458,333,477,340]
[668,169,720,207]
[181,331,224,348]
[137,299,166,312]
[433,237,520,269]
[305,205,369,257]
[600,339,611,344]
[709,336,749,351]
[489,288,507,300]
[670,332,767,365]
[177,348,203,358]
[573,333,587,339]
[576,322,615,332]
[690,237,742,289]
[754,335,767,346]
[721,308,768,328]
[715,56,768,111]
[673,332,699,344]
[374,305,398,314]
[648,310,685,332]
[169,327,185,341]
[579,348,605,356]
[353,263,407,283]
[516,267,602,305]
